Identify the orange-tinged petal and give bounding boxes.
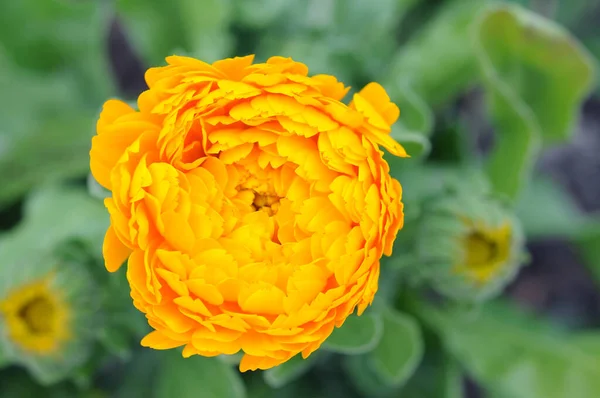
[91,54,405,372]
[141,331,186,349]
[103,225,131,272]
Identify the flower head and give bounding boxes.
[0,246,98,384]
[90,55,406,371]
[415,192,525,301]
[0,276,70,355]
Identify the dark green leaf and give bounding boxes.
[156,352,246,398]
[575,224,600,283]
[343,356,395,397]
[263,352,321,389]
[115,350,161,398]
[399,349,464,398]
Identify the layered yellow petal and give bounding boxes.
[90,55,406,371]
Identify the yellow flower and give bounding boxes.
[0,277,70,355]
[415,191,524,301]
[458,220,512,285]
[90,55,406,371]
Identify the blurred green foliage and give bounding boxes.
[1,0,600,397]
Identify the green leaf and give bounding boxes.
[156,351,246,398]
[343,354,398,397]
[322,312,383,354]
[370,309,424,386]
[0,344,8,370]
[515,176,595,239]
[480,73,540,201]
[115,349,161,398]
[330,0,421,78]
[116,0,188,65]
[247,374,327,398]
[97,326,133,361]
[263,352,321,388]
[0,187,108,276]
[0,367,79,398]
[475,4,597,199]
[233,0,289,29]
[388,0,486,106]
[219,352,244,366]
[178,0,233,62]
[0,0,113,101]
[117,0,233,65]
[399,349,464,398]
[87,174,112,200]
[388,83,434,137]
[12,187,108,250]
[391,130,431,160]
[575,224,600,284]
[0,54,101,207]
[422,301,600,398]
[479,2,596,143]
[554,0,598,29]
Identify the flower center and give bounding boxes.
[465,232,498,267]
[462,223,511,272]
[252,191,280,216]
[18,296,54,334]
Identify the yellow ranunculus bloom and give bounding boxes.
[90,55,406,371]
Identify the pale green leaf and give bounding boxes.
[370,309,424,386]
[0,53,100,207]
[423,301,600,398]
[116,0,188,65]
[323,312,383,355]
[117,0,233,65]
[475,4,597,199]
[263,352,321,388]
[178,0,233,62]
[388,0,486,106]
[0,0,113,101]
[391,130,431,160]
[233,0,289,29]
[387,82,434,137]
[87,173,112,200]
[515,177,589,239]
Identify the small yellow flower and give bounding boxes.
[457,221,512,285]
[0,277,70,355]
[90,55,406,371]
[415,192,524,301]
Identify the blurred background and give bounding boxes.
[1,0,600,397]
